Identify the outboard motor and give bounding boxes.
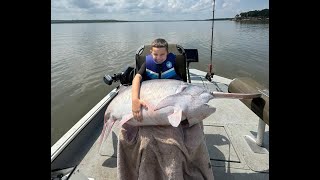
[103,66,135,86]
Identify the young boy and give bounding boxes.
[131,38,181,122]
[119,39,213,179]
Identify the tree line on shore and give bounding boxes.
[234,9,269,21]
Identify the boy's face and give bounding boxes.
[150,47,168,64]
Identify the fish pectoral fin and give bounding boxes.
[168,107,183,127]
[154,95,175,111]
[118,114,134,127]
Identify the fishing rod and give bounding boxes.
[205,0,216,81]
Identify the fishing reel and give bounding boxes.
[205,64,214,82]
[103,66,135,86]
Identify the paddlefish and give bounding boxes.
[99,79,260,149]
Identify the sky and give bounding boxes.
[51,0,269,21]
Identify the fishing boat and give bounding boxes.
[51,44,269,180]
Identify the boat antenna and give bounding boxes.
[206,0,215,81]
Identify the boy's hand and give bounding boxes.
[132,98,148,122]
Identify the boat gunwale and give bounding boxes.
[51,87,120,162]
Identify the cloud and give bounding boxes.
[71,0,98,9]
[220,0,239,9]
[52,0,213,16]
[51,0,264,20]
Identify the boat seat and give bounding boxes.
[135,44,188,82]
[228,77,269,150]
[228,77,269,125]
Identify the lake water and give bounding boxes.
[51,20,269,146]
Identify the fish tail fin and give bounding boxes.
[99,111,111,145]
[99,118,116,155]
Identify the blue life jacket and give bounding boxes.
[145,53,181,80]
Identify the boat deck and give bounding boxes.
[72,69,269,180]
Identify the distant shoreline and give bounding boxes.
[51,18,233,24]
[233,17,269,23]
